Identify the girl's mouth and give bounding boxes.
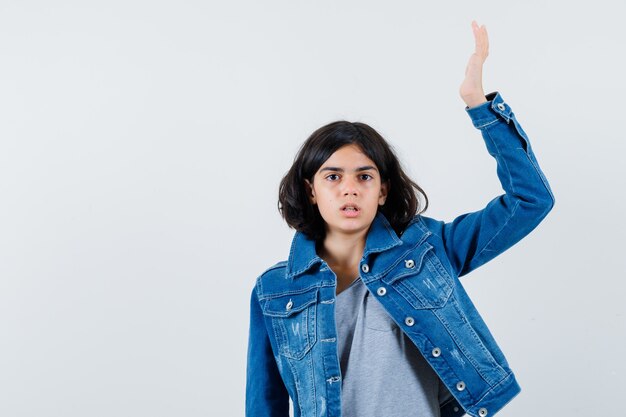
[341,206,360,217]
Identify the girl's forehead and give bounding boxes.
[315,149,380,176]
[323,144,373,165]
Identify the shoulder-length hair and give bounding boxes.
[278,120,428,242]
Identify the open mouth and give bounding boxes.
[340,203,361,213]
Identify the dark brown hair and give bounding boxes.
[278,120,428,242]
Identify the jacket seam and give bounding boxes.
[484,122,516,196]
[525,150,556,205]
[475,199,521,266]
[285,355,305,417]
[433,302,504,387]
[258,284,321,301]
[475,118,499,129]
[472,371,517,407]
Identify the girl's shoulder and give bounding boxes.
[404,213,445,242]
[252,260,288,295]
[259,260,288,277]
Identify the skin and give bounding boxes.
[306,21,490,294]
[460,20,489,108]
[304,144,388,294]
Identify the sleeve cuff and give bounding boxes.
[465,91,513,129]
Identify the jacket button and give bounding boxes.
[456,381,466,391]
[376,287,387,296]
[361,264,370,273]
[286,299,293,311]
[432,347,441,357]
[404,259,415,268]
[497,102,506,111]
[478,408,488,416]
[405,317,415,326]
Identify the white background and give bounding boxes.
[1,1,624,416]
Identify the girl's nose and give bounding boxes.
[342,177,358,195]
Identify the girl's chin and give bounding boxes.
[324,215,373,233]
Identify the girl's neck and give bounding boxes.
[317,230,367,270]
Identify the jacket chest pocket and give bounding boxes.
[381,242,453,309]
[262,287,319,360]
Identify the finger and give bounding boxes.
[472,21,480,42]
[472,21,481,52]
[478,25,488,58]
[475,24,488,58]
[483,25,489,54]
[472,22,483,44]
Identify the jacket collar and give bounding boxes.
[286,211,403,279]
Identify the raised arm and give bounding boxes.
[421,22,555,277]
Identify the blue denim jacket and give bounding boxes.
[246,91,555,417]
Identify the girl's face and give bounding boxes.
[305,144,388,238]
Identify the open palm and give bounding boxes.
[459,21,489,108]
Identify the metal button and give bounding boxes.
[432,347,441,357]
[404,259,415,268]
[478,408,488,417]
[361,264,369,273]
[456,381,466,391]
[376,287,387,296]
[286,299,293,310]
[453,407,459,412]
[496,102,505,111]
[405,317,415,326]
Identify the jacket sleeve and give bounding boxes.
[245,285,290,416]
[432,91,555,278]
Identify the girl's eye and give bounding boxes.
[325,174,373,181]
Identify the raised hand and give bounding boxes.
[459,20,489,108]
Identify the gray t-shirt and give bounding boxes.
[335,276,453,417]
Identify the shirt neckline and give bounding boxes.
[337,276,363,297]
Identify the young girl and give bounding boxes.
[246,21,555,417]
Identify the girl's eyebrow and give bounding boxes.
[319,165,378,173]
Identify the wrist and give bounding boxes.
[463,94,487,109]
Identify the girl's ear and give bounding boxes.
[304,179,316,204]
[379,181,389,206]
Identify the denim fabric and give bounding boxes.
[246,91,555,417]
